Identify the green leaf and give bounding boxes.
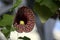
[18,37,23,39]
[1,27,10,38]
[34,2,54,23]
[40,0,58,13]
[18,36,31,40]
[0,14,15,38]
[1,25,16,38]
[23,36,31,40]
[0,14,14,27]
[10,0,22,11]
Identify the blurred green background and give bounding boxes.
[33,0,59,23]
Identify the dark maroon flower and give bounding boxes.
[13,6,35,33]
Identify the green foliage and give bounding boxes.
[34,3,53,22]
[40,0,58,13]
[34,0,59,23]
[18,36,31,40]
[0,14,14,26]
[0,14,15,38]
[1,25,16,38]
[10,0,22,11]
[0,0,22,39]
[53,0,60,7]
[1,27,10,38]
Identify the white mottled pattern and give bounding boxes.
[10,24,41,40]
